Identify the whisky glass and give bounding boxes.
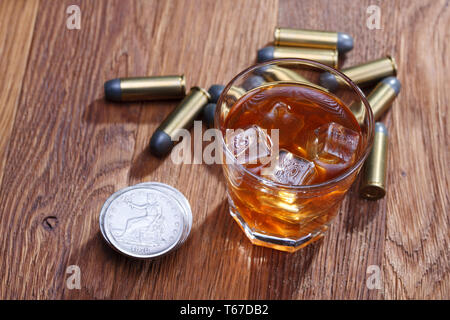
[215,59,374,252]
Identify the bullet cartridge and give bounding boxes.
[351,77,401,124]
[256,65,329,92]
[208,85,225,103]
[367,77,401,120]
[274,27,354,53]
[256,65,310,83]
[320,56,397,91]
[258,46,338,68]
[360,122,389,200]
[150,87,210,157]
[202,103,216,128]
[104,75,186,101]
[208,84,246,104]
[241,75,266,91]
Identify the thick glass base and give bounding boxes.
[228,204,325,253]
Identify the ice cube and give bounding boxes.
[307,122,360,164]
[261,102,304,144]
[264,102,296,126]
[261,150,317,185]
[226,125,273,166]
[270,101,292,115]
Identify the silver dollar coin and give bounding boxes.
[99,183,192,259]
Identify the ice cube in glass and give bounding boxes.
[226,125,273,167]
[261,149,317,185]
[307,122,360,164]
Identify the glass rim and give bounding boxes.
[215,58,374,191]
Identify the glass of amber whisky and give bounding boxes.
[215,59,374,252]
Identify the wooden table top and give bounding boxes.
[0,0,448,299]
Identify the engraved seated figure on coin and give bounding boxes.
[112,192,167,247]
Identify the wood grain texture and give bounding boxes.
[0,0,448,300]
[278,0,449,299]
[381,0,449,299]
[0,0,39,192]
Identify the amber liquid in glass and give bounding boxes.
[223,83,362,251]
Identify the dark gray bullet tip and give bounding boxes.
[375,122,389,135]
[208,85,225,103]
[257,46,275,63]
[150,130,174,158]
[104,78,122,101]
[253,65,270,76]
[381,76,401,95]
[337,32,354,53]
[242,75,265,90]
[319,72,339,91]
[203,103,216,128]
